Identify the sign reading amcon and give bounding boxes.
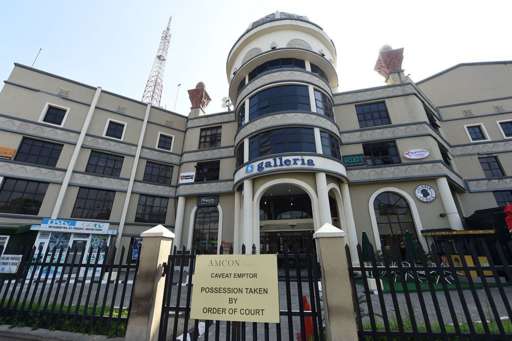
[190,254,279,323]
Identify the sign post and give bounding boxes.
[190,254,279,323]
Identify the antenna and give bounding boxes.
[31,48,43,67]
[142,16,173,106]
[173,83,182,110]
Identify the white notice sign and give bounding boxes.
[0,254,22,274]
[190,254,279,323]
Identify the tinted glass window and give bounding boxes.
[439,143,452,167]
[320,131,341,159]
[71,188,115,220]
[235,144,244,167]
[356,102,391,128]
[499,121,512,137]
[85,151,123,177]
[195,160,220,182]
[260,193,312,220]
[237,103,246,128]
[105,121,125,140]
[143,161,173,185]
[479,156,504,178]
[42,105,67,125]
[466,125,487,141]
[135,194,169,224]
[192,206,219,254]
[310,63,328,82]
[157,134,173,151]
[249,58,305,80]
[0,178,48,215]
[199,126,222,149]
[249,85,310,121]
[494,191,512,206]
[314,90,333,117]
[249,127,315,160]
[363,140,400,166]
[15,138,63,167]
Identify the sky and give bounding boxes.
[0,0,511,115]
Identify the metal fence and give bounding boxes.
[347,238,512,340]
[0,245,139,337]
[159,245,324,341]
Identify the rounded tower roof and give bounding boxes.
[246,11,315,32]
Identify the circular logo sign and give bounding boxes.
[415,185,436,203]
[245,164,254,173]
[404,149,430,160]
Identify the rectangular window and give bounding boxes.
[143,161,173,185]
[85,151,124,177]
[465,124,488,142]
[195,160,220,182]
[314,90,333,117]
[362,140,401,166]
[0,178,48,215]
[439,143,452,167]
[0,235,9,255]
[198,126,222,149]
[355,101,391,128]
[14,137,63,167]
[249,127,316,160]
[321,131,341,159]
[71,187,115,220]
[479,156,505,178]
[104,120,126,140]
[135,194,169,224]
[249,85,310,120]
[498,120,512,138]
[237,103,246,128]
[494,190,512,207]
[157,133,174,151]
[41,104,67,126]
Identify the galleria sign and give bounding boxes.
[245,156,315,174]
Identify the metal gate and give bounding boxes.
[158,246,324,341]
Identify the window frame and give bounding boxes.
[494,190,512,207]
[497,119,512,139]
[478,155,505,178]
[71,187,115,220]
[248,84,311,121]
[0,178,49,215]
[355,101,392,128]
[0,235,9,256]
[85,150,124,177]
[156,132,175,152]
[103,119,127,141]
[198,126,222,149]
[464,123,490,142]
[39,102,70,127]
[135,194,169,224]
[362,140,401,166]
[143,160,173,185]
[14,137,63,167]
[195,160,220,182]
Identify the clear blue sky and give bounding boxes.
[1,0,511,115]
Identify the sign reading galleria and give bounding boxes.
[190,255,279,323]
[245,155,315,174]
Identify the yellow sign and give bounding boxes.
[0,147,16,159]
[190,254,279,323]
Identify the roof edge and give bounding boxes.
[417,60,512,84]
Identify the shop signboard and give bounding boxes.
[198,196,219,207]
[32,218,111,234]
[179,172,195,184]
[404,149,430,160]
[342,154,366,166]
[190,254,279,323]
[0,254,22,274]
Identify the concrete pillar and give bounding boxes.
[341,182,359,265]
[315,172,332,225]
[314,223,358,341]
[125,225,174,341]
[233,190,241,253]
[173,196,186,248]
[243,179,253,249]
[436,177,463,229]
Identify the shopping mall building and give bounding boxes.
[0,12,511,262]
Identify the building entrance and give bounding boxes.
[260,230,314,253]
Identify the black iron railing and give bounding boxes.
[159,244,324,341]
[347,238,512,340]
[0,245,139,337]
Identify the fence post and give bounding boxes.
[314,223,358,341]
[125,224,174,341]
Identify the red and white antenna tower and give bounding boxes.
[142,16,172,106]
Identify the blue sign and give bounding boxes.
[33,218,111,234]
[246,156,315,174]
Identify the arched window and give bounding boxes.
[192,207,219,254]
[373,192,418,256]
